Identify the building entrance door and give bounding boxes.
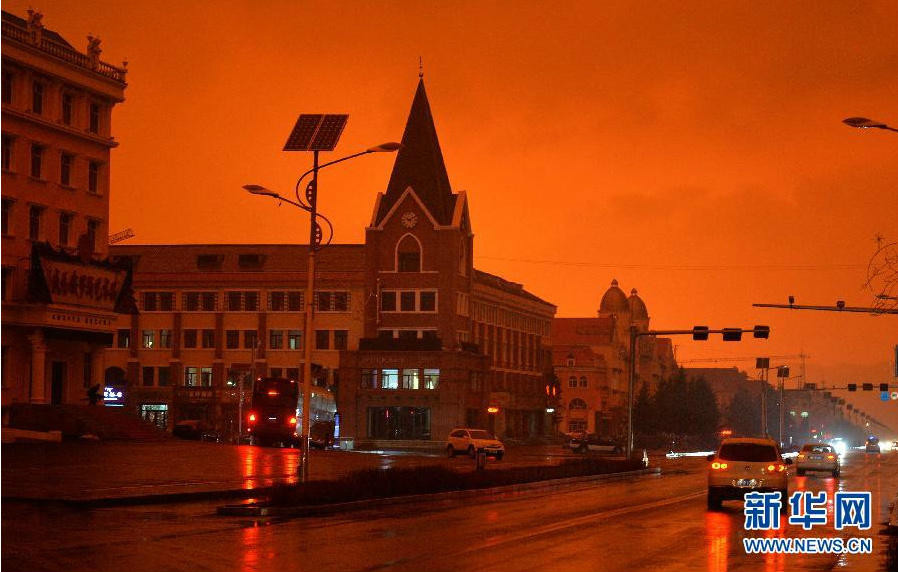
[51,361,66,404]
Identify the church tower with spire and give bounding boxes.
[364,78,474,345]
[338,78,556,444]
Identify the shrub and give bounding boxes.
[269,457,642,506]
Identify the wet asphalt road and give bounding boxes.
[2,450,897,572]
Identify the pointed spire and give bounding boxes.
[377,79,454,225]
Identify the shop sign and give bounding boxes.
[104,386,125,406]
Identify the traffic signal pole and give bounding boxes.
[625,325,770,459]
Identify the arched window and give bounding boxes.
[566,353,575,367]
[579,376,588,388]
[568,376,577,389]
[396,234,421,272]
[569,398,588,410]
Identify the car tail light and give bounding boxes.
[248,413,256,423]
[797,454,806,459]
[777,464,786,472]
[288,416,297,425]
[711,462,728,470]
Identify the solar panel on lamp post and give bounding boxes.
[244,114,398,482]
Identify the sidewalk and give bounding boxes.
[2,440,309,504]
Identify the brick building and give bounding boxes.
[104,79,556,443]
[1,10,130,407]
[104,245,360,433]
[552,280,677,436]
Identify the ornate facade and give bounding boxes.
[552,280,677,436]
[1,10,129,408]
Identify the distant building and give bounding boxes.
[682,367,760,415]
[552,280,676,436]
[1,10,129,407]
[104,79,557,442]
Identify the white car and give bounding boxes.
[795,443,840,477]
[446,428,505,460]
[707,437,791,510]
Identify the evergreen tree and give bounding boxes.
[727,385,759,436]
[633,382,654,436]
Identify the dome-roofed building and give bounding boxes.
[627,288,649,322]
[553,279,676,438]
[598,279,629,316]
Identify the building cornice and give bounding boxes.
[2,106,119,149]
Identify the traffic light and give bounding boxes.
[753,325,770,339]
[848,383,857,392]
[862,383,873,391]
[721,328,742,341]
[880,383,889,392]
[692,326,709,341]
[777,366,790,378]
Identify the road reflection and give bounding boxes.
[241,523,259,572]
[239,445,299,488]
[705,511,730,572]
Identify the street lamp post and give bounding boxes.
[243,141,399,482]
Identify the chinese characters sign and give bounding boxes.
[42,259,125,311]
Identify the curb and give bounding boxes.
[3,485,282,508]
[217,467,662,517]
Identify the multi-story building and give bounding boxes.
[103,245,362,433]
[552,280,676,436]
[1,10,129,407]
[105,79,557,443]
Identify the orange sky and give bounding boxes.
[8,1,896,429]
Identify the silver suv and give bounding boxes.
[446,428,505,460]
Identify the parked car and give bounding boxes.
[308,420,336,449]
[707,437,791,510]
[172,420,218,442]
[569,434,623,455]
[446,428,505,460]
[795,443,840,477]
[866,438,881,453]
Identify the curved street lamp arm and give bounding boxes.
[315,212,335,247]
[294,149,373,205]
[268,193,312,213]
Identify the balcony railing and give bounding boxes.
[2,22,127,84]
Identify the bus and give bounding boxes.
[246,376,336,448]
